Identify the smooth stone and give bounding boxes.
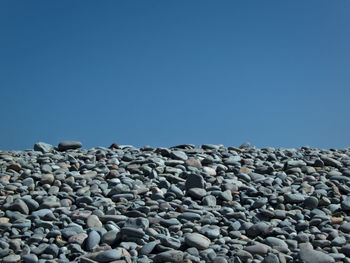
[153,250,184,263]
[87,215,103,228]
[203,166,216,176]
[43,244,59,257]
[101,230,119,245]
[40,174,55,185]
[95,249,122,263]
[299,248,335,263]
[284,193,305,203]
[2,254,21,263]
[262,253,279,263]
[185,173,205,190]
[213,257,228,263]
[187,188,207,199]
[58,141,82,151]
[22,254,38,263]
[160,218,181,227]
[340,244,350,257]
[339,222,350,233]
[200,225,220,239]
[85,230,101,251]
[341,196,350,211]
[120,227,145,238]
[244,244,270,255]
[185,233,211,250]
[331,236,346,246]
[265,237,288,249]
[170,151,188,161]
[186,158,202,169]
[304,196,319,209]
[178,212,201,221]
[236,250,253,261]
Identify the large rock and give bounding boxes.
[58,141,82,151]
[34,142,53,153]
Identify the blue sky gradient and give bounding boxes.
[1,1,349,150]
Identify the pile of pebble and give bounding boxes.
[1,141,350,263]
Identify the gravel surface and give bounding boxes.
[1,141,350,263]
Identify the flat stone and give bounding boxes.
[68,233,88,245]
[187,188,207,199]
[304,196,319,209]
[185,233,211,250]
[95,249,122,263]
[244,244,270,255]
[101,230,119,246]
[284,193,305,203]
[22,254,38,263]
[186,158,202,169]
[170,150,188,161]
[265,237,288,249]
[87,215,103,228]
[202,166,216,176]
[200,225,220,239]
[40,174,55,185]
[58,141,82,151]
[153,250,184,263]
[341,196,350,211]
[299,248,335,263]
[120,227,145,238]
[2,254,21,263]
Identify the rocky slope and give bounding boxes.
[1,141,350,263]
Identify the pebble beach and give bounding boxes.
[1,141,350,263]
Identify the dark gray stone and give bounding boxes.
[22,254,38,263]
[185,173,205,190]
[58,141,82,151]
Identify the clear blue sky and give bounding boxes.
[1,1,349,150]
